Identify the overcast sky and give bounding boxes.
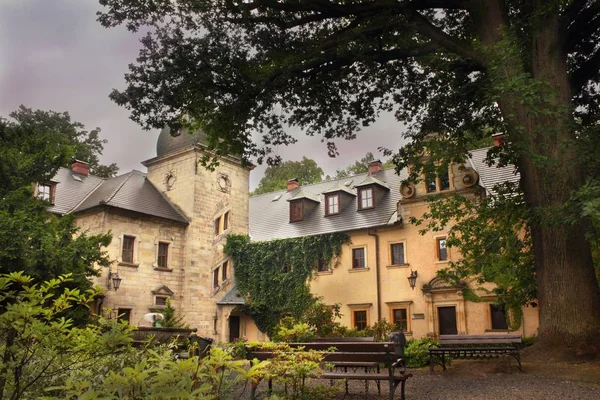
[0,0,407,190]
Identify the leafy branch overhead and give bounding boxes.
[224,233,350,335]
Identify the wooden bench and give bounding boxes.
[428,334,523,372]
[247,341,411,400]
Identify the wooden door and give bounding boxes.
[438,306,458,335]
[229,316,240,342]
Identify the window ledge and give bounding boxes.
[386,264,410,269]
[150,305,167,310]
[153,267,173,272]
[119,262,139,268]
[317,270,333,276]
[485,329,514,333]
[348,267,370,273]
[435,260,449,265]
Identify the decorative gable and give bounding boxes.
[152,285,175,296]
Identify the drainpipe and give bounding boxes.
[368,229,382,322]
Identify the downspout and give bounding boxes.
[368,229,382,322]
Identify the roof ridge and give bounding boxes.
[251,167,399,198]
[104,171,135,204]
[69,177,106,213]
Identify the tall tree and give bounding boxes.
[9,106,118,178]
[334,152,394,179]
[0,110,112,324]
[253,156,324,195]
[99,1,600,353]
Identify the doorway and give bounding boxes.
[229,315,240,342]
[438,306,458,335]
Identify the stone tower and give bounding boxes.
[143,127,252,340]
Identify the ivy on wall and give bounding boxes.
[224,233,350,336]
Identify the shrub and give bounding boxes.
[522,335,537,347]
[404,338,438,368]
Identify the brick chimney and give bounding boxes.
[287,178,299,191]
[71,160,90,176]
[492,133,504,147]
[368,160,383,175]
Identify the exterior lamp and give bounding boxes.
[107,271,122,292]
[407,270,418,290]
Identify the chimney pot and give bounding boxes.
[492,133,504,147]
[368,160,383,175]
[72,160,90,176]
[287,178,299,191]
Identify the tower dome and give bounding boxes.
[156,126,208,157]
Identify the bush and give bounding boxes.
[404,338,438,368]
[522,335,537,347]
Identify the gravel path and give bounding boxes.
[251,360,600,399]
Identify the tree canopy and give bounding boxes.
[0,108,113,324]
[99,0,600,352]
[253,156,325,195]
[334,152,394,179]
[8,106,119,178]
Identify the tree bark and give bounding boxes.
[471,0,600,355]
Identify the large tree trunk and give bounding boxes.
[472,0,600,355]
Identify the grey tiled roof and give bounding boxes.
[288,188,321,203]
[321,182,356,196]
[467,148,520,196]
[217,285,246,305]
[49,167,188,223]
[48,168,104,215]
[249,168,405,241]
[75,170,189,223]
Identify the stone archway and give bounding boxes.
[422,277,468,337]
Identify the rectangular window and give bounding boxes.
[290,201,304,222]
[359,187,374,210]
[392,308,408,332]
[437,237,447,261]
[222,260,228,281]
[490,304,509,330]
[352,248,366,269]
[426,173,437,193]
[353,310,368,331]
[117,308,131,324]
[214,216,221,235]
[326,194,340,215]
[155,296,168,306]
[36,183,53,202]
[122,235,135,263]
[213,267,220,288]
[157,242,169,268]
[223,211,230,231]
[439,169,450,191]
[390,243,405,265]
[317,258,329,272]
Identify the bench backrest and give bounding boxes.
[247,342,399,364]
[439,334,522,345]
[312,337,375,342]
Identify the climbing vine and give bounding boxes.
[224,233,350,336]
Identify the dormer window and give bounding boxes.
[426,168,451,193]
[358,187,374,210]
[325,193,340,216]
[35,183,56,203]
[290,200,304,222]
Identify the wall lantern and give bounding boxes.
[407,270,418,290]
[107,271,123,292]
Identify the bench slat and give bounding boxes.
[321,373,411,381]
[313,337,375,342]
[247,351,396,364]
[289,342,394,352]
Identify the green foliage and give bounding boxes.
[161,298,187,328]
[522,336,537,348]
[272,319,316,343]
[333,152,395,179]
[410,185,536,327]
[404,338,438,368]
[0,108,114,324]
[225,233,350,336]
[6,106,118,178]
[253,157,325,195]
[370,319,395,342]
[0,272,133,400]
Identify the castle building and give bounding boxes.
[42,130,538,341]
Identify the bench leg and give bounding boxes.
[389,378,395,400]
[401,378,407,400]
[429,353,434,372]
